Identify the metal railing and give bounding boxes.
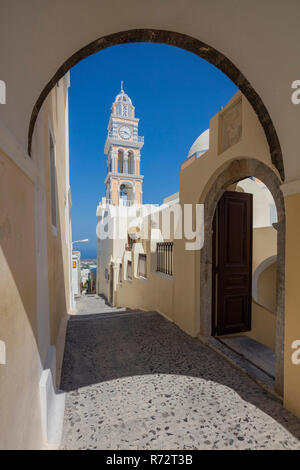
[120,199,135,207]
[105,199,135,207]
[107,132,144,144]
[156,242,173,276]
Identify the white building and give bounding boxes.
[72,251,81,296]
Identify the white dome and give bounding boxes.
[188,129,209,158]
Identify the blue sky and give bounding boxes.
[69,43,237,258]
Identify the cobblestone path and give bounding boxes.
[60,296,300,450]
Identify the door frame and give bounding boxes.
[199,159,285,395]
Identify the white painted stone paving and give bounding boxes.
[60,295,300,450]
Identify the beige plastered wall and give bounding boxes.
[0,150,43,449]
[257,262,277,314]
[242,226,277,349]
[253,226,277,271]
[115,240,174,321]
[0,76,71,448]
[283,193,300,418]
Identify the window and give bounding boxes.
[49,131,57,229]
[127,260,132,280]
[118,151,124,173]
[119,264,122,283]
[138,254,147,278]
[128,152,134,174]
[156,242,173,275]
[126,234,134,251]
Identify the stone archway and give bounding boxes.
[27,29,284,180]
[200,158,285,395]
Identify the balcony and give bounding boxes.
[107,132,144,143]
[105,199,135,207]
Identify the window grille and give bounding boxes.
[156,242,173,275]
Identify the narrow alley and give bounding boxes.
[60,296,300,450]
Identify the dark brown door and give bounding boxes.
[213,191,253,336]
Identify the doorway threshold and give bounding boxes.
[199,335,281,402]
[218,336,275,378]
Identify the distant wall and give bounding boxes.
[252,226,277,272]
[115,241,174,321]
[257,261,277,313]
[244,302,276,350]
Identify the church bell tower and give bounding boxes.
[104,82,144,206]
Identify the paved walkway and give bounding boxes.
[60,295,300,450]
[74,294,125,315]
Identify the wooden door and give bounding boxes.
[213,191,253,336]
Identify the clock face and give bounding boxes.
[119,126,131,140]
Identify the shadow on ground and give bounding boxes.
[60,310,300,446]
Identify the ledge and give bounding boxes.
[281,179,300,197]
[152,271,173,281]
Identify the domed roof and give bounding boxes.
[187,129,209,158]
[114,81,132,105]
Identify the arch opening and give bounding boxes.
[27,29,284,180]
[119,181,134,206]
[128,151,135,175]
[118,149,124,173]
[199,158,285,395]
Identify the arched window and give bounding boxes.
[128,151,134,174]
[120,182,134,206]
[118,150,124,173]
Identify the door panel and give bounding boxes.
[214,191,253,335]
